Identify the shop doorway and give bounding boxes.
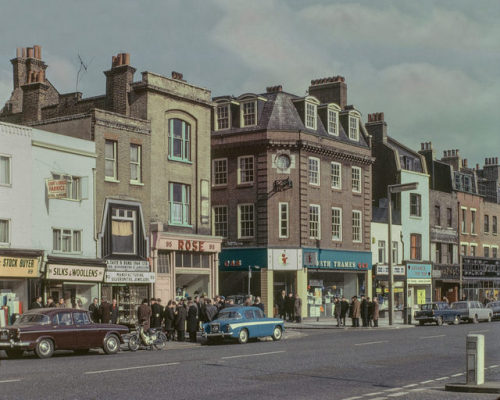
[176,273,209,299]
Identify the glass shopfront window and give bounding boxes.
[47,282,99,310]
[101,284,149,326]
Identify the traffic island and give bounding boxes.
[445,382,500,394]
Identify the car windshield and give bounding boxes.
[14,314,51,325]
[451,302,466,310]
[216,311,242,320]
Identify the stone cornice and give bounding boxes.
[131,82,214,108]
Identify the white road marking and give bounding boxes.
[384,387,403,392]
[341,396,363,400]
[402,384,418,388]
[364,392,385,396]
[387,393,408,398]
[419,334,446,339]
[0,379,22,384]
[489,364,499,368]
[420,380,434,384]
[451,373,464,377]
[85,362,179,374]
[369,398,387,400]
[435,376,449,381]
[221,350,285,359]
[354,340,388,346]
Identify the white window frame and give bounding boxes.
[410,193,422,217]
[461,207,467,234]
[308,157,320,186]
[461,243,468,257]
[216,104,230,130]
[349,115,359,141]
[279,202,289,239]
[483,245,490,258]
[213,205,228,238]
[51,173,81,201]
[492,246,498,258]
[241,101,257,127]
[305,102,317,130]
[351,166,361,193]
[309,204,321,239]
[331,207,342,241]
[238,203,255,239]
[392,241,398,264]
[105,140,118,181]
[212,158,228,186]
[111,208,137,255]
[331,162,341,190]
[470,208,477,234]
[169,183,191,226]
[0,218,10,245]
[0,154,11,186]
[238,155,254,185]
[352,210,362,243]
[470,243,477,257]
[52,228,82,254]
[327,109,339,136]
[130,144,142,184]
[378,240,386,264]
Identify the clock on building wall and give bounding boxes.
[276,154,291,170]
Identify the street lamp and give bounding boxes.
[248,265,260,296]
[387,182,418,325]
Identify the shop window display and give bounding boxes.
[101,285,148,325]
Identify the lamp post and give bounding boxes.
[387,182,418,325]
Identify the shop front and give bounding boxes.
[102,259,154,325]
[406,263,432,311]
[303,249,372,318]
[0,250,43,326]
[372,264,406,314]
[152,232,222,301]
[45,257,106,310]
[462,257,500,302]
[432,264,460,303]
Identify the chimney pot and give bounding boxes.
[16,47,22,58]
[123,53,130,65]
[33,45,40,59]
[27,47,34,58]
[22,48,26,58]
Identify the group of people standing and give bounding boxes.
[88,298,120,324]
[336,295,379,328]
[275,290,302,323]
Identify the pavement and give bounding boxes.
[0,321,499,400]
[285,316,413,329]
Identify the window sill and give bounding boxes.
[471,233,477,236]
[105,177,120,183]
[0,243,11,248]
[52,251,83,255]
[168,222,193,228]
[237,183,254,188]
[309,183,321,187]
[130,181,144,186]
[331,187,342,191]
[0,183,12,188]
[168,156,192,164]
[352,191,362,196]
[278,237,289,240]
[409,215,422,220]
[212,184,228,190]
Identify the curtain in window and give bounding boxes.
[0,220,8,243]
[112,221,134,253]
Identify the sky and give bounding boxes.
[1,0,499,166]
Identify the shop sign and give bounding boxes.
[105,271,155,283]
[106,259,150,272]
[407,278,432,285]
[462,257,500,278]
[46,179,67,198]
[158,238,221,253]
[0,256,39,278]
[219,249,267,271]
[375,265,405,275]
[303,249,371,271]
[407,263,432,279]
[47,264,105,282]
[268,249,302,271]
[304,252,318,266]
[309,279,323,287]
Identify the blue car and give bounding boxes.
[202,306,284,344]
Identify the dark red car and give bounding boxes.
[0,308,129,359]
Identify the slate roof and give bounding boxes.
[387,136,424,173]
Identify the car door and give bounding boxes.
[254,309,273,336]
[51,312,76,349]
[73,311,100,348]
[243,309,256,337]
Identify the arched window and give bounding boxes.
[168,118,191,162]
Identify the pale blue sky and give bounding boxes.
[1,0,499,165]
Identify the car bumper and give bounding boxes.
[202,332,233,338]
[414,316,436,322]
[0,339,32,348]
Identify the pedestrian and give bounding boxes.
[253,296,265,313]
[351,296,361,327]
[89,297,100,322]
[138,298,152,330]
[286,292,295,322]
[334,298,342,327]
[164,301,176,341]
[187,300,198,343]
[100,298,111,323]
[294,294,302,323]
[57,297,66,308]
[204,299,218,322]
[340,297,349,327]
[360,295,369,327]
[110,299,119,324]
[372,297,379,327]
[174,301,187,341]
[46,296,56,308]
[367,297,374,327]
[151,298,163,328]
[276,290,287,319]
[244,296,253,307]
[31,296,43,309]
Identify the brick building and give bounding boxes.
[211,78,373,317]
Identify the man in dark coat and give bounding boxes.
[151,298,163,328]
[294,294,302,323]
[138,299,152,330]
[340,297,349,327]
[31,296,43,309]
[276,290,287,319]
[164,301,175,341]
[110,299,119,324]
[100,298,112,324]
[351,296,361,327]
[174,302,187,341]
[89,298,100,322]
[46,297,57,308]
[360,295,369,327]
[186,300,199,343]
[204,299,218,322]
[334,298,342,327]
[285,292,295,322]
[253,296,265,313]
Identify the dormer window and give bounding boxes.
[216,104,230,130]
[241,101,257,127]
[328,109,339,136]
[349,115,359,141]
[305,102,317,130]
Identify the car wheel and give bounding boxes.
[103,334,120,355]
[473,315,479,324]
[453,315,460,325]
[153,332,167,350]
[238,329,248,344]
[419,320,424,326]
[436,317,443,326]
[35,339,54,359]
[128,333,140,352]
[272,326,282,341]
[74,348,90,355]
[5,349,24,359]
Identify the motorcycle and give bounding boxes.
[128,324,167,351]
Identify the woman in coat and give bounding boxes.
[293,294,302,323]
[174,302,187,342]
[164,301,175,341]
[372,297,380,327]
[186,301,199,343]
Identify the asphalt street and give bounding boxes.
[1,322,500,400]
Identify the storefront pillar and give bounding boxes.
[366,270,373,298]
[260,268,273,317]
[296,267,308,318]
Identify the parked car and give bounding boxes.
[202,306,284,344]
[485,301,500,320]
[0,308,129,359]
[450,301,493,323]
[414,302,461,326]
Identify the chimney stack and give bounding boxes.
[308,75,347,109]
[104,52,135,115]
[365,112,387,143]
[266,85,283,93]
[442,149,462,171]
[171,71,185,81]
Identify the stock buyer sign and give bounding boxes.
[46,179,67,199]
